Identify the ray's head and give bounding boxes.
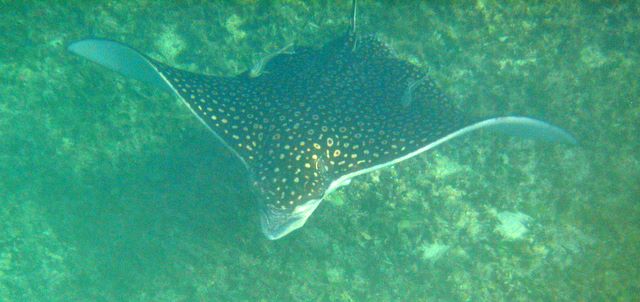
[250,143,336,240]
[259,195,324,240]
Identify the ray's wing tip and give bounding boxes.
[67,38,170,91]
[67,40,82,53]
[554,128,578,145]
[67,38,89,53]
[488,116,578,145]
[67,38,118,58]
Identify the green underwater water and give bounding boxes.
[1,1,639,301]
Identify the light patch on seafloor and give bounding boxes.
[495,211,532,240]
[419,242,450,264]
[432,153,466,179]
[224,14,246,41]
[155,26,186,63]
[326,190,346,207]
[580,46,608,68]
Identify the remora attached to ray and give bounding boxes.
[68,4,575,240]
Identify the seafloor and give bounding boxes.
[1,1,638,301]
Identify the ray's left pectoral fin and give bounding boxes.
[475,116,577,145]
[68,39,172,92]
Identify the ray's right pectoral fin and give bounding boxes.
[68,39,172,92]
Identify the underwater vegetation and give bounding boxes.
[1,1,639,301]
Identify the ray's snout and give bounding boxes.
[260,198,323,240]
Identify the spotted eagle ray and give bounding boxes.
[68,1,575,240]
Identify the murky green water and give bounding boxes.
[1,1,638,301]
